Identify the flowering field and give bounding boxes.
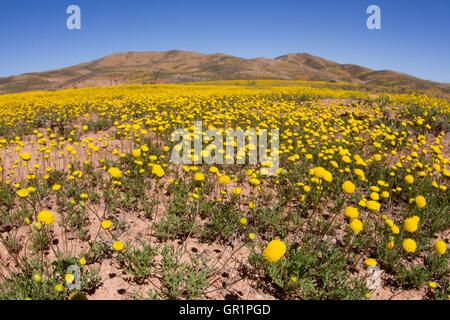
[0,83,448,300]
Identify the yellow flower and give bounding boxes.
[402,238,417,253]
[151,164,165,178]
[364,258,377,266]
[232,187,242,195]
[33,222,42,231]
[313,167,326,179]
[112,241,124,252]
[132,149,142,158]
[403,217,419,233]
[108,167,122,179]
[323,171,333,183]
[249,178,260,186]
[219,175,231,185]
[32,273,42,283]
[263,240,287,263]
[209,166,219,173]
[19,153,31,161]
[342,180,355,194]
[433,240,447,255]
[428,281,437,289]
[404,175,414,184]
[386,240,395,249]
[101,220,112,230]
[248,233,256,240]
[54,284,64,292]
[344,207,359,219]
[194,172,205,182]
[52,184,62,191]
[17,189,30,198]
[69,292,88,300]
[65,273,75,284]
[366,200,381,212]
[240,218,247,225]
[414,195,426,208]
[370,192,379,201]
[79,258,87,265]
[385,219,394,227]
[391,225,400,234]
[349,219,363,233]
[37,210,55,226]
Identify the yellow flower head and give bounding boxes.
[19,153,32,161]
[433,240,447,255]
[101,220,112,230]
[151,164,165,178]
[403,217,419,233]
[132,149,142,158]
[37,210,55,226]
[366,200,381,212]
[232,187,242,195]
[414,195,426,208]
[349,219,363,233]
[312,167,326,179]
[364,258,377,267]
[344,206,359,219]
[219,175,231,185]
[402,238,417,253]
[391,225,400,234]
[209,166,219,173]
[54,284,64,292]
[112,241,124,252]
[33,222,42,231]
[404,175,414,184]
[108,167,122,179]
[194,172,205,182]
[342,180,356,194]
[386,240,395,249]
[263,240,287,263]
[65,273,75,284]
[17,189,30,198]
[69,292,88,300]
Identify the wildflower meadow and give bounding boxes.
[0,83,448,300]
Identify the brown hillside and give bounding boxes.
[0,50,449,94]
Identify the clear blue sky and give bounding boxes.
[0,0,449,83]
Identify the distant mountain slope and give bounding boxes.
[1,50,449,94]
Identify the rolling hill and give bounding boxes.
[0,50,449,95]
